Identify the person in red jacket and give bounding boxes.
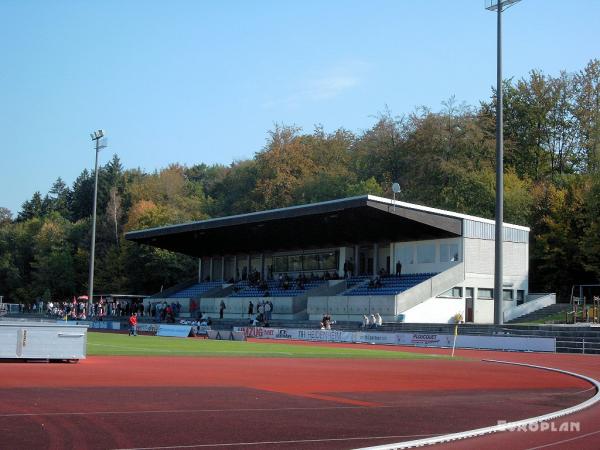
[129,312,138,336]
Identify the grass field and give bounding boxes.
[87,331,452,359]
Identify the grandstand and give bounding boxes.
[126,195,553,324]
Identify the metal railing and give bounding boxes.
[556,338,600,354]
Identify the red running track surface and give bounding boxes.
[0,345,597,450]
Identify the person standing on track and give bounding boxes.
[129,312,138,336]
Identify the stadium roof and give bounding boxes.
[124,195,527,257]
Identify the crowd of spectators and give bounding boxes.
[248,299,274,326]
[148,301,182,323]
[320,313,334,330]
[362,313,383,329]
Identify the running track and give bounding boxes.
[0,340,598,450]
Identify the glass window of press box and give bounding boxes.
[416,243,435,264]
[440,243,460,262]
[272,251,338,274]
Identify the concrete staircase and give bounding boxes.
[507,303,571,324]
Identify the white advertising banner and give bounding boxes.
[233,327,555,352]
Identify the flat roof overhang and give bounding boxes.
[125,196,462,257]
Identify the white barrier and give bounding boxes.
[233,327,556,352]
[156,324,192,338]
[207,330,246,341]
[1,321,87,360]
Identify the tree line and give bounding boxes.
[1,59,598,304]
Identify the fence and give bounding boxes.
[555,338,600,354]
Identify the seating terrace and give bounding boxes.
[342,273,437,296]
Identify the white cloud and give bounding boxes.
[262,61,369,109]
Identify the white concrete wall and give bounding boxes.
[402,297,466,324]
[464,238,528,277]
[393,237,462,275]
[473,299,516,323]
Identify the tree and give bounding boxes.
[48,177,72,218]
[573,59,600,172]
[17,192,44,221]
[0,207,12,225]
[105,186,123,247]
[70,170,94,221]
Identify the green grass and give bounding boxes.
[87,332,452,360]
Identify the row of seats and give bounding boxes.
[230,279,326,298]
[165,273,436,299]
[344,273,437,296]
[168,282,222,298]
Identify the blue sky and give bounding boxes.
[1,0,598,215]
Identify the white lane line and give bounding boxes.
[111,434,442,450]
[356,359,600,450]
[0,404,395,418]
[525,429,600,450]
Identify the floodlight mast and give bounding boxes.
[486,0,521,325]
[87,130,106,315]
[392,182,401,212]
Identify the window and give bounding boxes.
[439,287,463,298]
[503,289,514,301]
[466,287,474,299]
[288,255,302,272]
[273,256,288,273]
[440,243,460,262]
[416,244,435,264]
[271,251,339,274]
[398,245,414,265]
[478,288,494,299]
[303,254,320,271]
[319,252,338,271]
[516,290,525,305]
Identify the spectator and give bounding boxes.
[369,314,376,329]
[128,312,138,336]
[362,314,369,329]
[248,301,254,317]
[321,313,332,330]
[375,313,383,328]
[219,300,226,319]
[396,261,402,277]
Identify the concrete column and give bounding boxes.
[373,243,379,275]
[221,256,225,281]
[198,258,202,282]
[353,245,359,276]
[261,254,265,279]
[338,247,346,277]
[247,255,251,279]
[209,258,213,282]
[233,255,238,281]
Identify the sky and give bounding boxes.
[1,0,599,216]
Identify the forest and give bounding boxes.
[1,59,598,304]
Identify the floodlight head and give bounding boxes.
[392,182,401,194]
[90,130,105,140]
[485,0,521,12]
